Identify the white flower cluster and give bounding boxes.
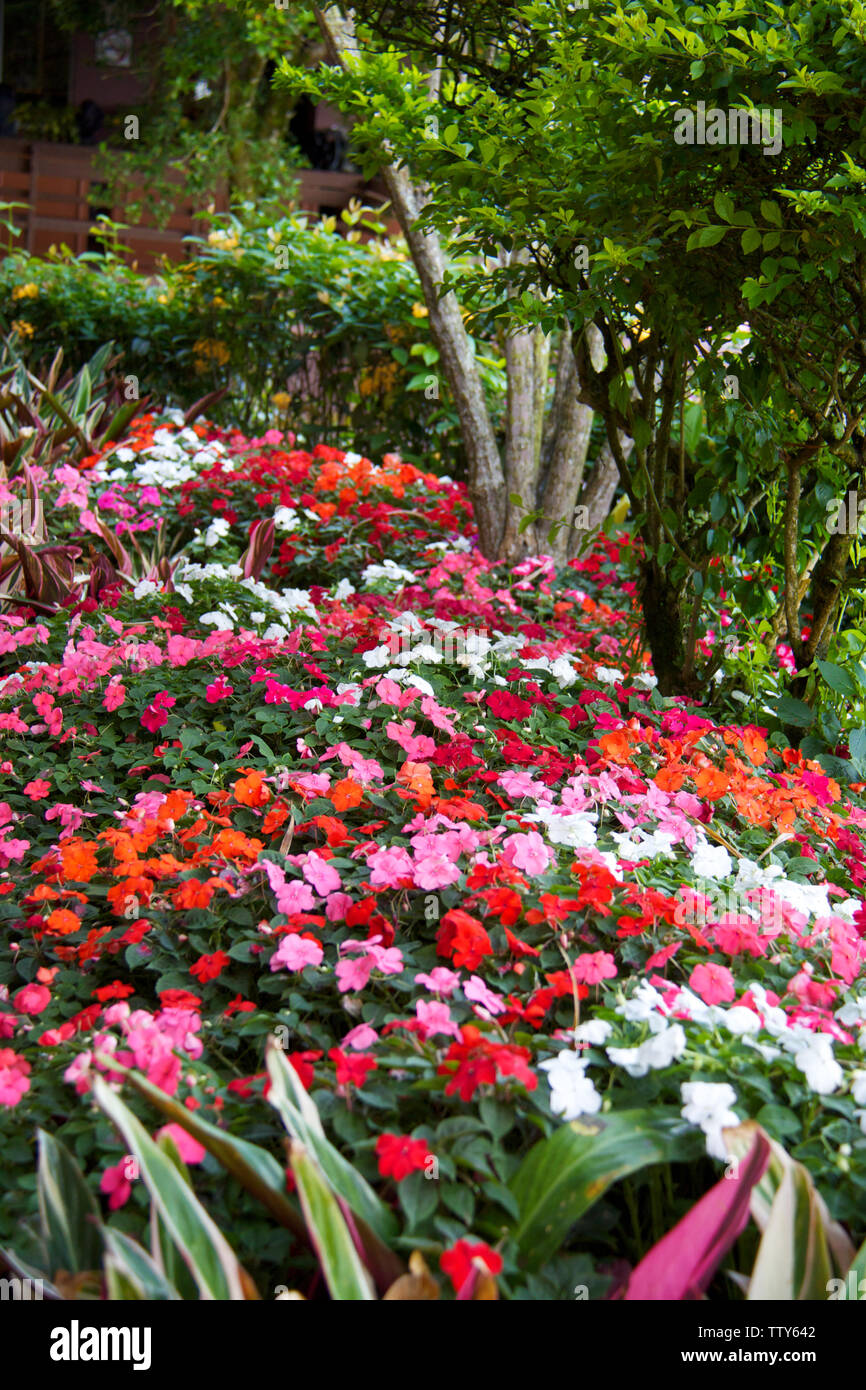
[96,426,227,490]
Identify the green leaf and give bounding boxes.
[92,1077,247,1300]
[510,1110,694,1270]
[290,1143,375,1300]
[747,1163,832,1300]
[761,199,783,226]
[102,1227,181,1300]
[119,1064,307,1241]
[816,660,858,700]
[774,694,815,728]
[713,192,735,223]
[36,1129,102,1276]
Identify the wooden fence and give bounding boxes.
[0,139,383,269]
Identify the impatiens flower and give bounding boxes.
[342,1023,379,1051]
[794,1035,843,1095]
[0,1048,31,1107]
[102,678,126,711]
[502,831,552,876]
[270,935,324,973]
[375,1133,432,1181]
[680,1081,740,1160]
[540,1050,602,1119]
[440,1239,503,1294]
[100,1160,133,1210]
[436,909,492,972]
[415,967,461,996]
[141,690,176,733]
[22,778,51,800]
[464,975,506,1015]
[329,1047,377,1089]
[415,998,461,1039]
[13,983,51,1015]
[368,845,415,888]
[689,962,736,1006]
[301,851,341,896]
[438,1025,536,1101]
[205,675,234,703]
[691,842,734,880]
[189,950,231,984]
[572,951,617,986]
[156,1124,206,1165]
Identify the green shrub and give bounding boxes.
[0,203,506,474]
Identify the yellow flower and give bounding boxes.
[317,290,331,306]
[11,319,34,338]
[411,302,429,318]
[211,295,227,308]
[271,391,291,411]
[207,229,239,251]
[12,283,39,300]
[192,338,230,370]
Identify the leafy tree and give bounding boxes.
[298,0,866,695]
[49,0,319,222]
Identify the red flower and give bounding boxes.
[436,909,492,971]
[13,984,51,1015]
[438,1026,536,1101]
[92,981,135,1003]
[486,691,532,721]
[141,690,176,734]
[223,994,256,1018]
[328,1047,377,1089]
[189,950,231,984]
[440,1239,503,1293]
[287,1050,323,1091]
[158,989,202,1011]
[375,1132,432,1181]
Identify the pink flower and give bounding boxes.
[302,851,342,896]
[342,1023,379,1051]
[368,845,415,889]
[413,853,461,891]
[100,1160,133,1210]
[22,778,51,800]
[335,955,375,994]
[140,690,175,733]
[572,951,617,986]
[156,1124,206,1165]
[415,967,461,996]
[0,1048,31,1107]
[102,678,126,712]
[205,676,234,703]
[415,999,460,1039]
[324,891,353,922]
[689,961,736,1006]
[464,976,506,1015]
[13,983,51,1015]
[502,831,552,876]
[270,935,324,973]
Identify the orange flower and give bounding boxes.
[60,840,99,883]
[598,729,636,764]
[172,879,215,910]
[330,777,364,812]
[233,771,271,807]
[396,760,434,807]
[44,908,82,936]
[693,766,730,800]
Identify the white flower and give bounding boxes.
[273,506,300,533]
[691,841,734,881]
[361,644,391,669]
[594,666,624,685]
[606,1024,686,1078]
[194,79,212,100]
[199,611,234,631]
[680,1081,740,1160]
[528,809,597,849]
[550,656,579,688]
[632,672,658,690]
[723,1005,762,1036]
[333,578,356,602]
[540,1051,602,1119]
[204,517,231,547]
[618,980,667,1026]
[850,1071,866,1106]
[132,579,160,600]
[262,623,288,641]
[572,1019,613,1045]
[794,1036,843,1095]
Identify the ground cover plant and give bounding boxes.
[2,412,866,1301]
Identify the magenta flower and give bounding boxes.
[270,935,324,973]
[572,951,617,986]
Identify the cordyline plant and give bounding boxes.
[0,341,146,615]
[293,0,866,699]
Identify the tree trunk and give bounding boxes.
[312,3,506,556]
[640,556,696,697]
[498,327,541,559]
[575,440,622,538]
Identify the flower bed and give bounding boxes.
[1,413,865,1300]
